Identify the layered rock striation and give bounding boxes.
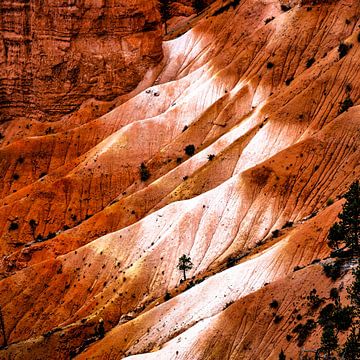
[0,0,163,122]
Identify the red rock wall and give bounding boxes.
[0,0,163,122]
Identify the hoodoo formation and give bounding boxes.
[0,0,359,359]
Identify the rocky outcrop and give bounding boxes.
[0,0,163,122]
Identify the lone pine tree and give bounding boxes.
[177,254,193,281]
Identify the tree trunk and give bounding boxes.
[183,268,186,281]
[0,306,7,347]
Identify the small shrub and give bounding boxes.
[0,133,4,141]
[264,16,275,24]
[358,32,360,43]
[293,319,316,346]
[339,97,353,114]
[306,58,315,68]
[45,127,54,135]
[184,144,195,156]
[207,154,215,161]
[267,62,274,69]
[329,287,339,301]
[9,222,19,231]
[164,292,171,301]
[323,260,342,281]
[279,349,286,360]
[282,221,293,229]
[281,4,291,12]
[270,300,279,308]
[139,163,150,181]
[274,314,283,324]
[307,289,324,309]
[13,173,20,180]
[272,229,280,238]
[326,198,334,206]
[338,42,351,59]
[285,77,294,86]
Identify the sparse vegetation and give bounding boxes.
[8,221,19,231]
[184,144,196,156]
[270,299,279,309]
[315,262,359,358]
[327,180,359,255]
[272,229,280,238]
[13,173,20,181]
[323,260,342,280]
[279,349,286,360]
[326,198,334,206]
[280,4,291,12]
[285,77,294,86]
[293,319,316,346]
[193,0,207,15]
[339,96,354,114]
[306,57,315,68]
[177,254,193,281]
[307,289,324,309]
[282,221,293,229]
[338,42,351,59]
[0,305,7,348]
[267,62,274,69]
[139,162,150,181]
[264,16,275,24]
[159,0,171,34]
[207,154,215,161]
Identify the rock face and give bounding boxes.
[0,0,359,359]
[0,0,163,122]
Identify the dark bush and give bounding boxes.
[338,42,351,59]
[9,222,19,231]
[139,163,150,181]
[164,292,171,301]
[184,144,195,156]
[293,319,316,346]
[207,154,215,161]
[307,289,324,309]
[339,97,353,114]
[323,260,342,280]
[13,173,20,180]
[274,314,283,324]
[272,229,280,238]
[282,221,293,229]
[285,77,294,86]
[17,156,25,164]
[281,4,291,12]
[267,62,274,69]
[270,300,279,308]
[264,16,275,24]
[306,58,315,68]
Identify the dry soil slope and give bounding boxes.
[0,0,359,359]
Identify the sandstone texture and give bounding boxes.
[0,0,163,122]
[0,0,359,359]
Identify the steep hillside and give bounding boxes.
[0,0,359,359]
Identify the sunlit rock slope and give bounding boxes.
[0,0,359,359]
